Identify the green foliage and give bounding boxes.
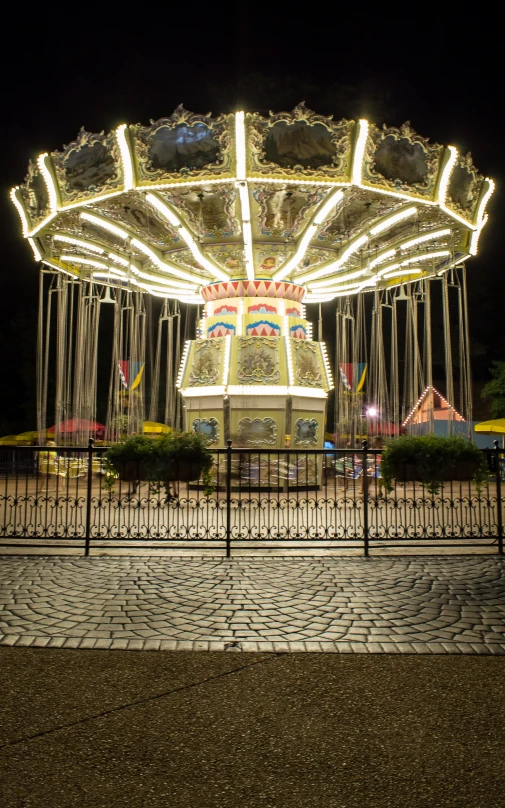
[380,434,488,495]
[105,432,215,495]
[105,435,158,463]
[481,361,505,418]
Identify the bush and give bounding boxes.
[379,434,488,494]
[105,431,215,494]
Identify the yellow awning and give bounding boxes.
[474,419,505,434]
[142,421,172,434]
[0,435,24,444]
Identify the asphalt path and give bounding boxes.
[1,648,504,808]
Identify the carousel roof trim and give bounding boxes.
[10,108,495,301]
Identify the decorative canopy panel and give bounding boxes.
[11,105,494,304]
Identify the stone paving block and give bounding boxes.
[126,639,146,651]
[78,638,98,649]
[93,639,113,649]
[142,640,162,651]
[47,637,67,648]
[1,556,505,655]
[30,637,52,647]
[470,642,494,654]
[62,637,84,649]
[0,634,20,646]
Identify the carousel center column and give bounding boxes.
[177,280,333,453]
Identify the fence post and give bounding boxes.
[362,439,369,557]
[84,438,94,557]
[494,440,503,555]
[226,439,232,558]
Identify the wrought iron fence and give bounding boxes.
[0,442,503,556]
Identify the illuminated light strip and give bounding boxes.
[136,281,200,301]
[58,190,124,212]
[227,385,288,396]
[81,211,129,239]
[242,216,255,280]
[285,337,294,385]
[54,234,104,254]
[369,206,417,236]
[436,147,476,228]
[321,342,334,389]
[92,271,135,282]
[306,276,377,300]
[136,281,198,295]
[140,178,232,190]
[107,253,129,266]
[297,234,369,284]
[438,145,458,204]
[470,179,495,256]
[146,192,229,281]
[304,208,417,288]
[365,186,437,205]
[274,189,344,282]
[176,341,191,387]
[42,259,78,278]
[234,112,254,281]
[222,335,232,385]
[308,266,369,290]
[352,119,369,186]
[37,153,59,212]
[181,386,226,397]
[237,180,255,279]
[474,178,495,226]
[402,385,464,427]
[130,238,203,284]
[288,386,327,398]
[28,238,42,261]
[400,229,451,251]
[10,188,30,236]
[306,322,313,340]
[249,177,341,187]
[381,268,423,280]
[370,249,396,268]
[375,250,451,278]
[470,215,488,256]
[235,111,246,180]
[104,252,197,289]
[399,250,450,267]
[124,262,197,289]
[60,254,111,271]
[115,124,134,191]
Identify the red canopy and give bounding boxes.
[48,419,105,437]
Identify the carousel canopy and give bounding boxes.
[11,104,494,304]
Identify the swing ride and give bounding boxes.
[10,105,494,449]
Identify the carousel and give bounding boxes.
[10,105,494,450]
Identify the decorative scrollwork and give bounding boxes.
[248,105,353,180]
[52,128,123,205]
[363,122,443,197]
[447,152,484,218]
[132,106,233,183]
[237,336,280,384]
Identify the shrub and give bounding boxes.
[379,434,488,495]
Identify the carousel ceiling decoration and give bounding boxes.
[11,104,494,304]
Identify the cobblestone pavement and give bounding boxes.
[1,556,504,654]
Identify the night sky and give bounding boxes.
[0,9,502,433]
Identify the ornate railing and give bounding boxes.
[0,443,503,556]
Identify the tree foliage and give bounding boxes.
[481,361,505,417]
